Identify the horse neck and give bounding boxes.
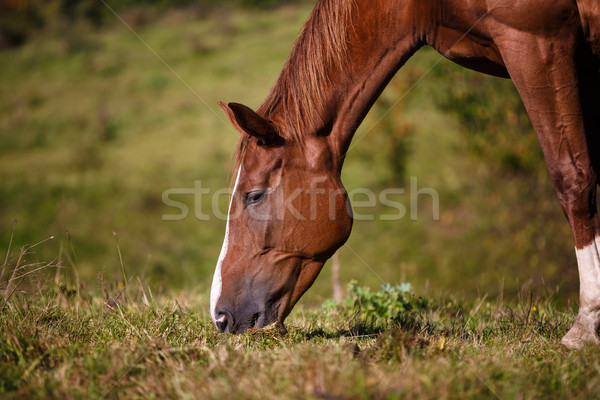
[329,1,423,170]
[263,0,423,174]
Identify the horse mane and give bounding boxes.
[231,0,356,180]
[257,0,356,142]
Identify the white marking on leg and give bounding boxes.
[575,236,600,310]
[210,167,241,324]
[562,237,600,348]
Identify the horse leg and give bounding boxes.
[562,67,600,349]
[496,32,600,348]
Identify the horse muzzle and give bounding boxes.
[213,305,274,334]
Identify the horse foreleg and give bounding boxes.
[497,32,600,348]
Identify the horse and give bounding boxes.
[209,0,600,349]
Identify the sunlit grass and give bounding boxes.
[0,251,597,399]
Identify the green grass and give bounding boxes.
[1,261,597,399]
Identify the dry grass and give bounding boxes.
[1,254,599,400]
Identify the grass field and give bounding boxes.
[1,1,598,398]
[1,262,598,399]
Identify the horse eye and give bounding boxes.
[245,190,267,206]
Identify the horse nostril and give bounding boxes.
[251,312,260,328]
[215,312,230,333]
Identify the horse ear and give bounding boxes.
[218,101,284,146]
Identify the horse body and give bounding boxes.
[210,0,600,348]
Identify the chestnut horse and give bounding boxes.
[210,0,600,348]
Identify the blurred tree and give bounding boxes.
[0,0,300,49]
[58,0,105,27]
[0,0,45,48]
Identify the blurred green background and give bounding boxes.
[0,0,581,306]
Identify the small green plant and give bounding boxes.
[330,280,429,327]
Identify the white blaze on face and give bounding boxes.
[210,167,241,323]
[575,236,600,308]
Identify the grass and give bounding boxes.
[1,257,598,399]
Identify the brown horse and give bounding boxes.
[210,0,600,348]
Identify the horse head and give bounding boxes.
[210,102,352,334]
